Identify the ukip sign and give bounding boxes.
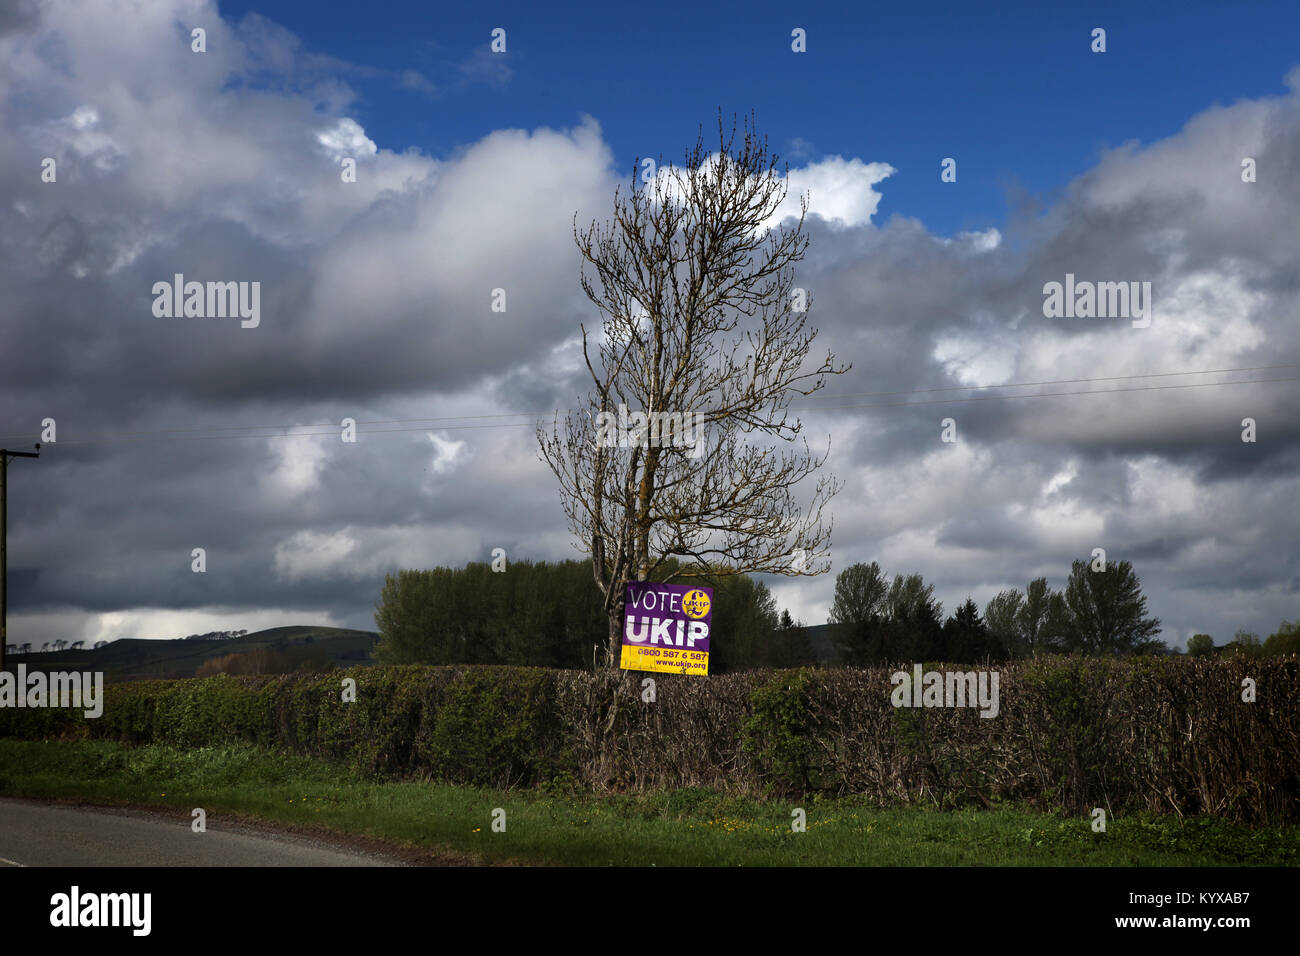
[620,581,712,676]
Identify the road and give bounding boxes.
[0,798,403,866]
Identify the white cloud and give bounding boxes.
[47,104,124,171]
[961,228,1001,252]
[316,117,377,161]
[769,155,896,229]
[273,529,358,581]
[428,432,467,474]
[641,152,896,234]
[261,435,329,499]
[932,332,1018,387]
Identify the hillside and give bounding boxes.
[7,626,379,683]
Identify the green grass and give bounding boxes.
[0,739,1295,866]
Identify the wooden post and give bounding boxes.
[0,447,40,673]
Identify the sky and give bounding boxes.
[1,0,1298,651]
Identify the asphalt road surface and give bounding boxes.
[0,798,403,866]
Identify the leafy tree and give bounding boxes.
[196,646,333,677]
[885,572,941,623]
[374,568,445,664]
[1060,558,1163,655]
[1021,577,1069,655]
[708,573,780,673]
[1264,620,1300,656]
[827,564,943,664]
[375,557,783,671]
[983,588,1024,657]
[1222,629,1264,658]
[763,607,817,668]
[942,597,1000,663]
[882,572,944,661]
[828,561,889,665]
[985,578,1069,658]
[1186,633,1215,657]
[829,561,889,626]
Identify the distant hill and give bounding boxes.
[8,623,841,680]
[7,626,379,682]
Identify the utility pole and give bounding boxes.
[1,446,40,674]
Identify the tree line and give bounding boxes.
[374,555,1297,670]
[183,629,248,641]
[374,558,815,672]
[830,556,1297,664]
[1186,622,1300,658]
[829,557,1164,665]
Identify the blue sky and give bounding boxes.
[219,0,1300,238]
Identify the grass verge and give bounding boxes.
[1,739,1295,866]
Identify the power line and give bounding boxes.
[22,420,537,447]
[1,363,1295,447]
[800,375,1300,412]
[0,412,534,444]
[806,363,1300,400]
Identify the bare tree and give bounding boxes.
[538,111,849,670]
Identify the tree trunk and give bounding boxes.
[607,608,622,670]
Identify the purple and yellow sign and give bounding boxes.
[620,581,713,676]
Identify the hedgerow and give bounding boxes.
[2,657,1295,822]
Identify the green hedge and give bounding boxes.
[2,657,1296,822]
